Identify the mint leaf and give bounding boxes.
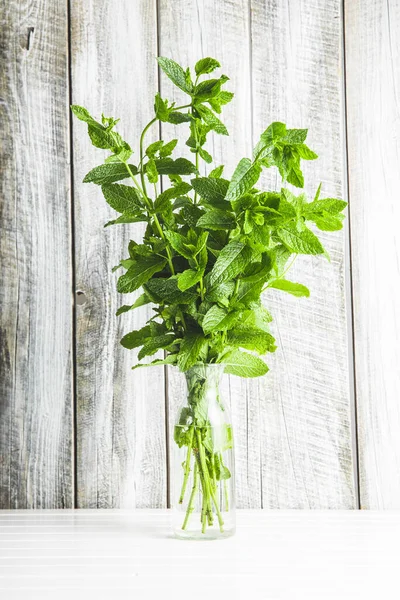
[227,327,276,354]
[269,278,310,297]
[197,209,236,230]
[277,222,325,255]
[157,57,192,94]
[195,103,228,135]
[117,256,167,293]
[132,355,178,370]
[144,277,196,305]
[284,128,308,143]
[177,269,203,292]
[154,182,192,212]
[225,158,262,202]
[116,292,150,316]
[138,334,177,360]
[159,139,178,157]
[222,349,269,377]
[191,177,229,206]
[177,334,208,371]
[208,241,254,286]
[83,163,138,185]
[101,184,142,213]
[312,214,344,231]
[209,165,224,178]
[194,78,222,101]
[164,231,195,259]
[120,325,151,349]
[305,197,347,216]
[154,158,198,175]
[202,306,240,334]
[146,158,159,184]
[297,144,318,160]
[195,57,221,76]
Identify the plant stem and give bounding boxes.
[139,117,157,196]
[197,430,224,532]
[182,461,198,530]
[179,426,194,503]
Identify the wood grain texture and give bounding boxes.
[345,0,400,508]
[251,0,355,507]
[70,0,167,508]
[0,0,73,507]
[157,0,262,508]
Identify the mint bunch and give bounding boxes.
[71,56,347,379]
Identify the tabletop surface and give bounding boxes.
[0,509,399,599]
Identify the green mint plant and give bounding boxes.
[72,56,347,534]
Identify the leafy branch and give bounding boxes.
[71,55,347,378]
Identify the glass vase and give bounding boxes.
[171,364,235,540]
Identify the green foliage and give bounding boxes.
[71,55,347,377]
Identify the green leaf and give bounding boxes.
[268,278,310,297]
[222,349,269,378]
[164,231,194,259]
[168,112,192,124]
[195,104,228,135]
[144,277,196,305]
[154,93,172,122]
[159,139,178,157]
[83,163,138,185]
[154,158,198,175]
[197,209,236,230]
[191,177,229,206]
[286,163,304,188]
[117,255,167,293]
[259,122,287,145]
[198,147,213,164]
[104,213,147,227]
[157,57,192,93]
[138,334,177,360]
[312,214,344,231]
[277,222,325,255]
[208,241,255,287]
[284,128,308,143]
[120,325,151,349]
[227,327,276,354]
[177,269,203,291]
[71,105,95,123]
[146,158,159,184]
[205,281,235,305]
[297,144,318,160]
[154,182,192,212]
[194,78,222,101]
[146,140,164,157]
[305,198,347,216]
[225,158,262,202]
[209,165,224,178]
[101,184,142,213]
[202,306,239,334]
[177,334,208,371]
[195,57,221,76]
[116,292,151,316]
[131,354,178,370]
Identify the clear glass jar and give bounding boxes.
[171,364,235,540]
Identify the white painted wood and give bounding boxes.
[70,0,166,508]
[158,0,262,508]
[0,1,73,507]
[250,0,355,507]
[0,510,399,599]
[345,0,400,508]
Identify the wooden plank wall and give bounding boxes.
[0,0,398,509]
[0,0,73,508]
[345,0,400,508]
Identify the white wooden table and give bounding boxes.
[0,510,398,599]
